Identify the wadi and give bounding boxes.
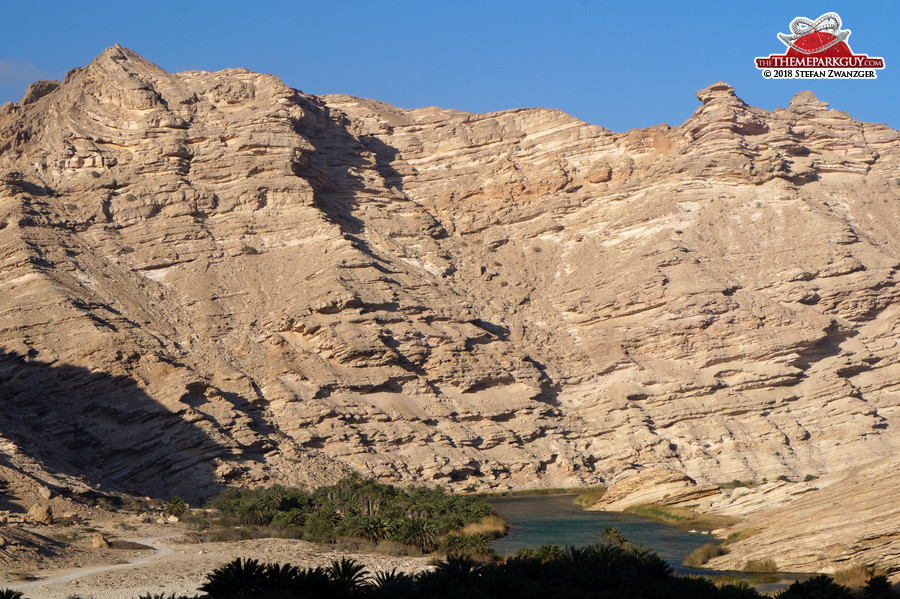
[0,46,898,593]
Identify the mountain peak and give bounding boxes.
[1,50,898,577]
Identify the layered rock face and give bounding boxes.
[715,455,900,575]
[0,49,898,511]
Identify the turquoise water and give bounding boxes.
[487,493,807,592]
[486,494,711,573]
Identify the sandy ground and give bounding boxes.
[2,523,432,599]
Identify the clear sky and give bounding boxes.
[1,1,897,132]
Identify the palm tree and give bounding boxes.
[624,544,673,580]
[199,558,268,598]
[327,557,370,595]
[369,568,416,599]
[165,496,187,518]
[417,555,485,599]
[514,546,536,559]
[776,574,853,598]
[535,543,562,561]
[360,515,392,543]
[401,518,437,552]
[862,575,896,599]
[262,562,301,593]
[293,566,334,597]
[435,555,482,583]
[599,526,628,547]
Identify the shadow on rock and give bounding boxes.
[0,351,224,502]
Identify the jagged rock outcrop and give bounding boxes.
[0,47,898,529]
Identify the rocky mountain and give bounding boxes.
[1,44,897,532]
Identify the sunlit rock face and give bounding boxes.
[1,48,898,509]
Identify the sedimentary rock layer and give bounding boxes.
[0,49,898,509]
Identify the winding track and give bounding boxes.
[13,533,181,591]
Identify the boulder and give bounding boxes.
[26,504,52,525]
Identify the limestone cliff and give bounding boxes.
[1,48,898,520]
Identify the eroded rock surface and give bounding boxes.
[0,49,898,538]
[701,456,900,576]
[587,466,719,510]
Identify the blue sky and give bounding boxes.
[1,1,896,132]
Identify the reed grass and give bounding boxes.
[624,504,738,529]
[684,543,729,568]
[742,558,776,573]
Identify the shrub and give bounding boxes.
[459,515,508,538]
[374,539,421,556]
[834,564,870,589]
[743,558,777,573]
[439,533,497,558]
[625,503,738,529]
[717,479,756,489]
[685,543,729,568]
[724,528,760,545]
[834,564,888,590]
[574,486,607,507]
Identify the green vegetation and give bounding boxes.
[684,543,729,568]
[717,479,757,489]
[189,474,500,553]
[724,528,760,545]
[459,514,508,538]
[9,540,888,599]
[165,496,187,518]
[776,474,820,484]
[574,486,607,507]
[438,532,497,558]
[479,484,606,502]
[743,558,777,573]
[623,504,738,530]
[4,539,894,599]
[834,564,889,590]
[477,487,568,497]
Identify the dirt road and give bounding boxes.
[14,534,180,592]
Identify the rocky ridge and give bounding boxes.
[0,47,899,570]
